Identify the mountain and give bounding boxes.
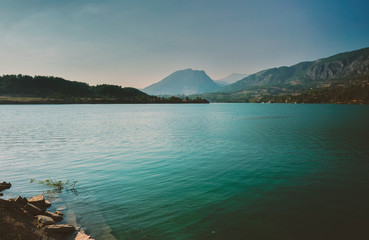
[214,73,249,87]
[221,47,369,93]
[143,68,220,95]
[190,47,369,104]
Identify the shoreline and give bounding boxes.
[0,95,210,104]
[0,181,94,240]
[0,95,366,105]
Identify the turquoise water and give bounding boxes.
[1,104,369,240]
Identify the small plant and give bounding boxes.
[30,178,78,194]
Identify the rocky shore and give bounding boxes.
[0,181,94,240]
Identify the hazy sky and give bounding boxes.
[1,0,369,88]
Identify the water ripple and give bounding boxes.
[1,104,369,240]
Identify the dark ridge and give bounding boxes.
[0,75,209,104]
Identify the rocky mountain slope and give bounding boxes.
[221,47,369,93]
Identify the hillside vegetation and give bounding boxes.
[194,47,369,104]
[0,75,209,104]
[221,47,369,93]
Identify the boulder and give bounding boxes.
[28,194,45,205]
[0,181,11,191]
[44,211,63,222]
[44,200,52,208]
[75,231,95,240]
[34,215,55,227]
[24,203,43,215]
[55,210,64,216]
[14,196,28,205]
[28,194,51,211]
[43,224,75,234]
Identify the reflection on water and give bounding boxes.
[1,104,369,240]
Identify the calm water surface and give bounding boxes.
[1,104,369,240]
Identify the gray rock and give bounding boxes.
[24,203,43,215]
[14,196,28,205]
[55,210,64,216]
[35,215,55,227]
[28,194,44,205]
[44,199,51,208]
[43,224,75,233]
[44,211,63,222]
[28,194,51,211]
[74,231,95,240]
[0,182,11,191]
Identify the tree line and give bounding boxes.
[193,75,369,104]
[0,75,209,104]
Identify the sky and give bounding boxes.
[1,0,369,88]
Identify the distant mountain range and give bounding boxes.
[214,73,249,87]
[142,68,220,95]
[221,47,369,93]
[2,47,368,104]
[192,47,369,104]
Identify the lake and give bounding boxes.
[1,103,369,240]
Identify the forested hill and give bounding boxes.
[0,75,209,104]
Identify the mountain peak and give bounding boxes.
[143,69,219,95]
[181,68,205,73]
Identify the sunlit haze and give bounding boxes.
[1,0,369,88]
